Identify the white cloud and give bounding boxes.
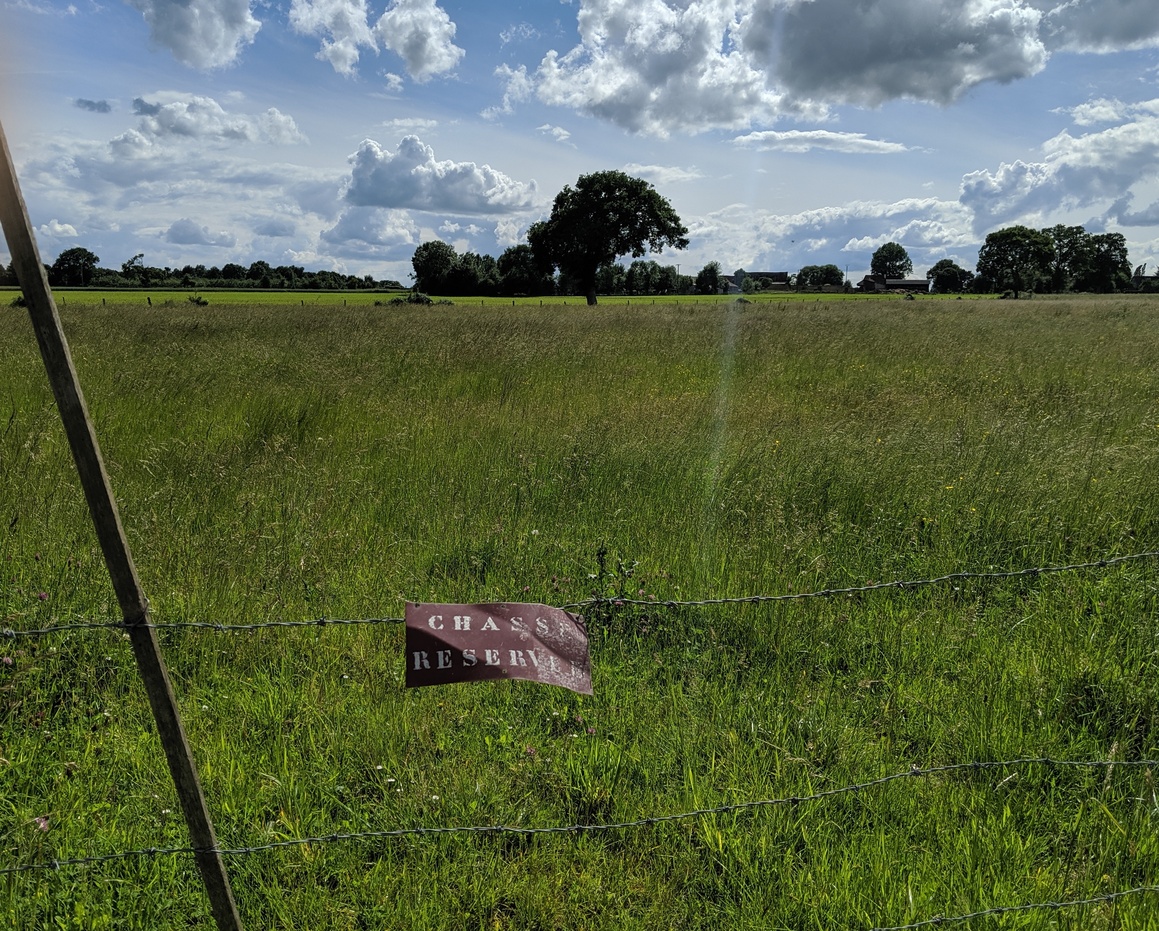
[960,106,1159,230]
[1036,0,1159,52]
[483,64,534,119]
[517,0,1159,135]
[374,0,464,82]
[126,0,260,69]
[1061,97,1133,125]
[501,22,539,45]
[382,117,440,135]
[289,0,376,75]
[321,206,420,248]
[342,135,537,214]
[494,217,522,247]
[130,94,307,145]
[38,219,78,237]
[732,130,911,154]
[686,196,975,275]
[165,217,237,246]
[536,123,572,143]
[439,220,484,236]
[532,0,802,136]
[621,163,705,183]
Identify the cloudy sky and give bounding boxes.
[3,0,1159,284]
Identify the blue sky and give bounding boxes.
[3,0,1159,285]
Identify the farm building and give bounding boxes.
[857,274,932,293]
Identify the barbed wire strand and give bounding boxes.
[563,549,1159,611]
[3,551,1157,639]
[868,885,1159,931]
[0,615,407,637]
[3,757,1154,878]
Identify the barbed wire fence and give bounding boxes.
[6,550,1158,638]
[4,550,1159,928]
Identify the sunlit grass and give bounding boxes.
[1,295,1158,928]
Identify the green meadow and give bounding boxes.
[1,295,1158,929]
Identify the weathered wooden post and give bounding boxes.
[0,119,244,931]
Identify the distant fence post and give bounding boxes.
[0,119,244,931]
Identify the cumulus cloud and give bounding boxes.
[165,217,237,246]
[75,98,111,113]
[14,97,335,276]
[532,0,801,136]
[289,0,376,74]
[38,219,78,237]
[319,207,421,259]
[687,196,975,276]
[129,94,307,145]
[253,216,299,237]
[342,135,536,214]
[514,0,1159,135]
[1059,97,1159,126]
[374,0,464,81]
[960,102,1159,230]
[1035,0,1159,52]
[287,0,462,79]
[494,217,522,247]
[126,0,260,69]
[732,129,911,154]
[757,0,1046,107]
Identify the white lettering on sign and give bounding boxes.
[405,602,592,695]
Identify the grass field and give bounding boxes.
[2,295,1158,929]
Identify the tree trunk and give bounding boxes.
[586,288,598,306]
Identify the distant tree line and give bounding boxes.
[2,221,1143,302]
[411,240,699,298]
[0,248,403,291]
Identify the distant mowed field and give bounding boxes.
[2,295,1158,929]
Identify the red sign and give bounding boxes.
[405,602,592,695]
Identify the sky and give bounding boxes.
[3,0,1159,285]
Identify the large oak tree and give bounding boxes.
[527,171,688,306]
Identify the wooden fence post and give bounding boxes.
[0,120,244,930]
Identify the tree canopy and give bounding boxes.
[870,242,913,279]
[976,225,1054,297]
[527,170,689,305]
[797,264,845,288]
[49,247,100,287]
[926,259,974,293]
[694,261,726,295]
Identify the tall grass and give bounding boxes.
[1,295,1158,929]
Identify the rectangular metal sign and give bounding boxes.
[405,602,593,695]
